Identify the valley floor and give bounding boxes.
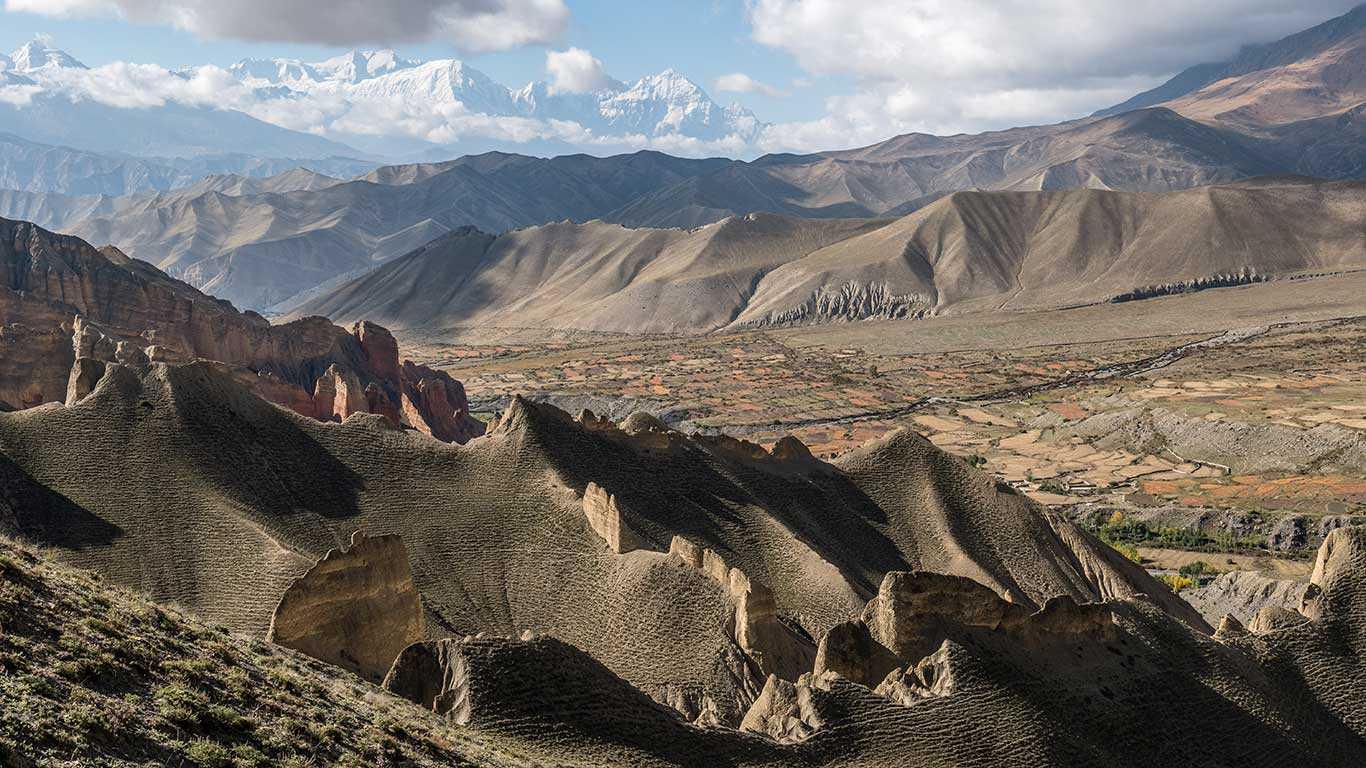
[411,273,1366,579]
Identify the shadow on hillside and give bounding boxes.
[0,453,123,549]
[166,365,367,522]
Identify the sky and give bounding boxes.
[0,0,1360,155]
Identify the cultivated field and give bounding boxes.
[410,273,1366,577]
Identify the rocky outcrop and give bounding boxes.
[581,482,647,554]
[1267,515,1310,552]
[873,639,961,705]
[267,531,423,682]
[738,674,813,742]
[668,535,816,682]
[814,571,1116,693]
[742,281,933,328]
[313,363,366,422]
[1182,570,1310,626]
[1,217,483,442]
[1066,406,1366,476]
[399,361,483,443]
[1109,269,1269,303]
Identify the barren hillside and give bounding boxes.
[294,179,1366,335]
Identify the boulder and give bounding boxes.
[1214,613,1249,640]
[739,675,811,742]
[813,618,901,687]
[267,531,423,682]
[1247,605,1309,634]
[1267,515,1309,552]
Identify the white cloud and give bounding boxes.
[31,61,253,109]
[0,83,41,105]
[713,72,785,98]
[749,0,1363,150]
[545,47,614,94]
[5,0,112,14]
[5,0,570,51]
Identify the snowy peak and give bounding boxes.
[629,69,708,100]
[228,57,318,87]
[312,49,419,83]
[8,40,86,72]
[600,69,761,140]
[230,49,420,86]
[219,47,762,144]
[346,59,516,115]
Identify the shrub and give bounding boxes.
[184,739,232,768]
[230,744,267,768]
[1178,560,1211,578]
[1109,541,1142,564]
[1159,574,1195,592]
[1037,478,1068,494]
[155,682,209,727]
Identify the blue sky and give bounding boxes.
[1,0,1358,156]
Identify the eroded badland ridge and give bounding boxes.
[1,6,1365,768]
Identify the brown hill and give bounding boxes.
[294,179,1366,335]
[1102,4,1366,129]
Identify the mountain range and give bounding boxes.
[229,49,763,155]
[0,6,1361,314]
[289,179,1366,335]
[0,132,373,196]
[0,40,763,162]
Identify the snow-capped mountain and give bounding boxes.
[225,49,766,151]
[0,40,362,159]
[7,41,86,73]
[0,41,769,161]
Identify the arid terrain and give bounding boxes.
[413,272,1366,584]
[1,4,1365,766]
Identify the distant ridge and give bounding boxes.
[291,179,1366,335]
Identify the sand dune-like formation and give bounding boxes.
[295,179,1365,335]
[387,530,1366,765]
[10,515,1366,765]
[0,357,1199,726]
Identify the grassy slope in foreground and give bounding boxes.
[0,535,544,768]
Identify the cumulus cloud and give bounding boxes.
[713,72,785,98]
[5,0,570,51]
[749,0,1362,150]
[34,61,252,109]
[545,47,615,94]
[0,82,41,106]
